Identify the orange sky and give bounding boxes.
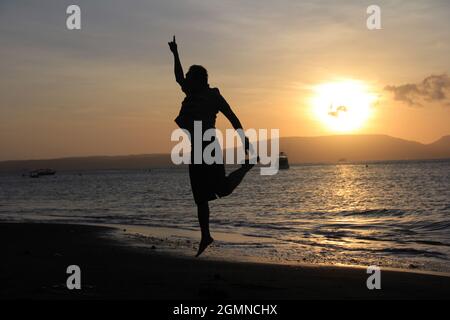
[0,0,449,160]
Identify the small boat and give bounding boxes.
[279,152,290,170]
[29,169,56,178]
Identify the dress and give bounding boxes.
[175,85,232,204]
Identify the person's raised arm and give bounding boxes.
[168,35,185,86]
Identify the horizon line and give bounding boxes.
[1,133,449,163]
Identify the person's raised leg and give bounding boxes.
[196,201,214,257]
[223,157,258,196]
[226,166,250,195]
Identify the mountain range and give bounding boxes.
[0,134,449,172]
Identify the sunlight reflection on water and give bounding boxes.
[1,160,449,273]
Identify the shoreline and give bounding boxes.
[4,219,448,276]
[102,222,450,278]
[1,222,450,299]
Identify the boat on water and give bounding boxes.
[29,169,56,178]
[279,152,290,170]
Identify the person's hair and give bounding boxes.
[186,65,208,87]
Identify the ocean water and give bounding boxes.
[1,160,449,273]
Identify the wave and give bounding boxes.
[337,208,407,217]
[414,221,450,232]
[287,208,408,218]
[377,247,447,258]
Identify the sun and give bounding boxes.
[311,80,376,132]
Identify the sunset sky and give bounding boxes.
[1,0,449,161]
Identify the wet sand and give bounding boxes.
[1,222,449,299]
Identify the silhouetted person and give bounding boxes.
[168,36,256,257]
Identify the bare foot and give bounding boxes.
[195,236,214,257]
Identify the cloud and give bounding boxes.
[385,74,450,107]
[328,105,347,117]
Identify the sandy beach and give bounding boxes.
[1,222,449,300]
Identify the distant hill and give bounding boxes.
[0,135,449,172]
[427,135,450,155]
[0,154,173,173]
[279,134,450,164]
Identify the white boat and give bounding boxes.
[279,152,290,170]
[29,169,56,178]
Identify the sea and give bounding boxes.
[1,159,449,274]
